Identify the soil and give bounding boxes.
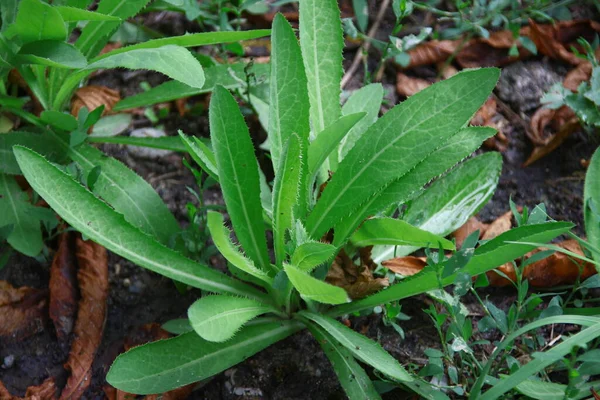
[1,4,600,400]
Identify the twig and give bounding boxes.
[341,0,391,89]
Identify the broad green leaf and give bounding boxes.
[305,319,382,400]
[17,41,87,69]
[307,112,366,179]
[338,83,384,163]
[75,0,151,58]
[272,134,303,267]
[96,30,271,60]
[85,45,205,89]
[210,86,270,271]
[351,218,455,250]
[291,241,336,271]
[54,5,122,21]
[300,0,343,133]
[114,63,270,111]
[179,132,219,181]
[299,311,413,382]
[41,111,78,131]
[372,152,501,263]
[268,13,310,172]
[14,147,267,300]
[0,173,53,256]
[107,320,302,394]
[307,69,500,240]
[515,380,566,400]
[585,148,600,264]
[0,1,18,32]
[89,114,132,137]
[63,141,181,247]
[331,221,573,316]
[285,263,349,304]
[206,211,273,286]
[0,131,64,175]
[161,318,193,335]
[15,0,67,44]
[88,134,188,152]
[352,0,369,32]
[332,126,498,247]
[188,295,274,342]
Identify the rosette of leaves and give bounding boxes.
[14,1,573,398]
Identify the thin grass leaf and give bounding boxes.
[88,134,188,152]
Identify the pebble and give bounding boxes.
[2,355,15,369]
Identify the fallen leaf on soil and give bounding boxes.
[0,281,47,340]
[563,61,594,92]
[524,115,580,167]
[452,216,489,249]
[0,377,57,400]
[396,72,431,97]
[481,210,514,240]
[457,30,527,68]
[405,40,460,68]
[49,231,79,343]
[522,239,596,287]
[383,256,427,276]
[327,247,389,299]
[59,237,108,400]
[104,324,194,400]
[472,97,509,152]
[71,85,120,118]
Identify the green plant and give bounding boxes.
[14,1,574,398]
[0,0,269,258]
[542,38,600,131]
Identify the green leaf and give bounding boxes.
[179,132,219,181]
[85,45,205,89]
[331,221,573,316]
[88,134,187,152]
[0,1,18,32]
[268,13,310,172]
[298,311,413,382]
[585,148,600,265]
[291,241,337,271]
[338,83,384,162]
[54,5,122,21]
[307,69,500,240]
[0,131,64,175]
[75,0,151,58]
[96,30,271,60]
[15,0,67,44]
[64,141,181,247]
[272,134,303,267]
[41,111,78,131]
[307,112,366,179]
[17,40,87,69]
[351,218,455,250]
[372,152,502,263]
[515,380,566,400]
[114,62,270,111]
[352,0,369,32]
[332,126,498,247]
[206,211,273,286]
[14,146,267,300]
[300,0,343,133]
[210,86,270,271]
[284,263,349,304]
[161,318,192,335]
[305,319,382,400]
[0,173,53,256]
[188,295,274,342]
[107,320,302,394]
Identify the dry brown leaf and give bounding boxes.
[452,216,489,249]
[396,73,431,97]
[327,247,388,299]
[383,256,427,276]
[71,85,120,118]
[523,240,597,287]
[482,210,514,240]
[0,281,47,340]
[60,237,108,400]
[528,19,600,65]
[104,324,194,400]
[457,30,526,68]
[563,61,593,92]
[404,40,460,68]
[524,117,580,167]
[592,388,600,400]
[486,263,518,287]
[0,378,57,400]
[49,232,78,342]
